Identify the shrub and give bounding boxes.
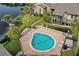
[43,22,70,33]
[43,12,51,23]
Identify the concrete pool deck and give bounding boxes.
[20,26,66,56]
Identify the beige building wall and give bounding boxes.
[34,5,44,14]
[42,4,51,14]
[34,4,51,15]
[63,13,74,24]
[42,4,52,14]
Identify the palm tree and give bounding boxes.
[12,20,22,27]
[2,15,12,23]
[70,18,79,41]
[11,19,22,33]
[20,10,26,16]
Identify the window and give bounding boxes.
[75,15,77,17]
[60,16,62,19]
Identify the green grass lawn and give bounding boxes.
[4,38,21,56]
[3,14,41,55]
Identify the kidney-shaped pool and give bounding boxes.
[31,33,56,52]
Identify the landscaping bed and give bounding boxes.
[43,22,70,33]
[33,19,70,33]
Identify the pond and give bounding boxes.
[0,5,21,35]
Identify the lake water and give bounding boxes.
[0,5,21,35]
[0,5,21,20]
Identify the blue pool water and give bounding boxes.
[31,33,55,51]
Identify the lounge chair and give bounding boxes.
[58,44,63,47]
[58,40,64,47]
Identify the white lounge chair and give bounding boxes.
[60,40,64,44]
[58,40,64,47]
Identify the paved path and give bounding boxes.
[0,44,11,56]
[31,19,43,27]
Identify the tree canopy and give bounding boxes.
[2,15,12,23]
[70,18,79,41]
[21,3,35,15]
[43,12,51,23]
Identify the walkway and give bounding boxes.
[0,44,11,56]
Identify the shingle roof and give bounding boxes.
[36,3,57,9]
[53,3,79,16]
[45,3,79,16]
[0,44,11,56]
[37,4,46,8]
[36,3,79,16]
[44,3,57,9]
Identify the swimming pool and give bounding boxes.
[31,33,56,52]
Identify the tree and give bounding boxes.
[70,18,79,41]
[21,3,35,15]
[14,16,21,20]
[2,15,12,23]
[9,25,20,34]
[12,20,22,27]
[20,10,26,16]
[43,12,51,23]
[11,20,23,33]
